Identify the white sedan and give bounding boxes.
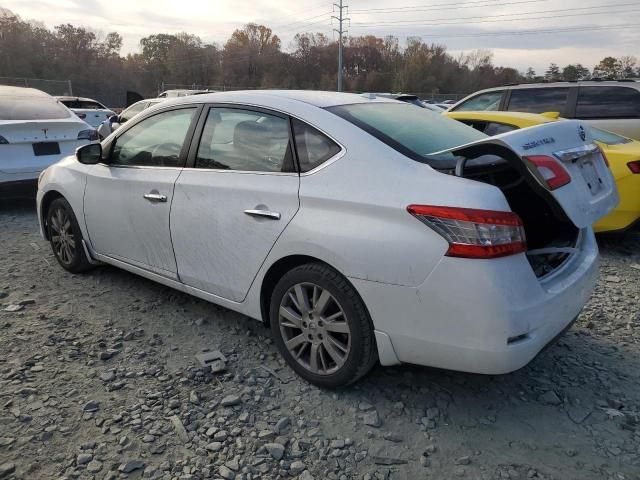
[37,91,618,387]
[55,96,116,128]
[1,86,98,198]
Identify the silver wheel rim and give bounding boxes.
[50,207,76,266]
[278,282,351,376]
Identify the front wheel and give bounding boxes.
[47,197,93,274]
[269,263,377,388]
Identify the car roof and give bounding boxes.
[473,80,639,93]
[161,90,398,109]
[446,110,558,128]
[0,86,50,97]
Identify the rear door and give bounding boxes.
[84,106,199,277]
[575,85,640,140]
[449,120,619,228]
[171,105,300,302]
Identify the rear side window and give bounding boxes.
[0,96,71,120]
[195,107,294,172]
[507,88,569,114]
[453,91,502,111]
[590,127,631,145]
[292,119,341,172]
[576,86,640,119]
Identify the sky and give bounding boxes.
[3,0,639,74]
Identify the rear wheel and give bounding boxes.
[269,263,377,387]
[47,197,93,274]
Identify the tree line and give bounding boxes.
[0,9,638,107]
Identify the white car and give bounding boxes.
[96,98,165,139]
[1,86,98,197]
[37,90,618,387]
[56,96,116,128]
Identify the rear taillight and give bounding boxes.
[628,160,640,174]
[407,205,527,259]
[0,135,8,144]
[524,155,571,190]
[77,129,99,141]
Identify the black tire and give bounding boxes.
[47,197,93,274]
[269,262,378,388]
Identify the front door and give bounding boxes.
[171,106,300,301]
[84,107,198,278]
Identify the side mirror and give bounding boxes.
[76,143,102,165]
[109,114,120,123]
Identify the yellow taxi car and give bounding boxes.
[445,111,640,233]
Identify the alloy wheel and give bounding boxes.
[278,282,351,375]
[50,206,76,266]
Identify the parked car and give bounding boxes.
[445,110,640,233]
[37,90,617,387]
[1,86,98,198]
[449,80,640,139]
[96,98,165,139]
[55,96,115,128]
[157,89,214,98]
[369,93,445,112]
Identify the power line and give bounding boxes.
[352,5,640,28]
[349,0,551,14]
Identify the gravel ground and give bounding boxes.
[1,200,639,480]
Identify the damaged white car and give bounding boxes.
[36,91,618,387]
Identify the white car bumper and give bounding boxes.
[351,228,599,374]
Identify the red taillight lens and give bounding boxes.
[524,155,571,190]
[407,205,527,259]
[77,129,99,141]
[628,160,640,174]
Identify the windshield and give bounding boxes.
[327,103,486,163]
[591,127,631,146]
[0,96,71,120]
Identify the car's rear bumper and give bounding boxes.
[351,228,599,374]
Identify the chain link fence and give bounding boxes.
[0,76,73,96]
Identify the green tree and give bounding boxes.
[562,64,590,81]
[545,63,561,81]
[593,57,621,79]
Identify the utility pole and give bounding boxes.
[332,0,349,92]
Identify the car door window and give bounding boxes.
[452,91,502,111]
[119,102,146,123]
[507,88,569,113]
[195,107,294,172]
[576,86,640,119]
[292,119,341,172]
[110,108,196,167]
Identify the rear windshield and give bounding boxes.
[591,127,631,145]
[327,103,486,163]
[0,96,71,120]
[60,99,105,110]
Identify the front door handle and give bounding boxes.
[143,192,167,203]
[244,209,281,220]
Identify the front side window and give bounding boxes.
[110,108,196,167]
[452,91,503,111]
[119,102,146,123]
[195,107,293,172]
[327,103,486,165]
[576,86,640,119]
[292,119,341,172]
[507,88,569,114]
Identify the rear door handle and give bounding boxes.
[244,209,281,220]
[143,193,167,202]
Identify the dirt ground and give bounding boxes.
[1,199,639,480]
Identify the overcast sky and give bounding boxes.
[4,0,639,73]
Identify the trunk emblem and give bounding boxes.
[578,125,586,141]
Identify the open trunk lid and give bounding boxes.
[439,120,619,229]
